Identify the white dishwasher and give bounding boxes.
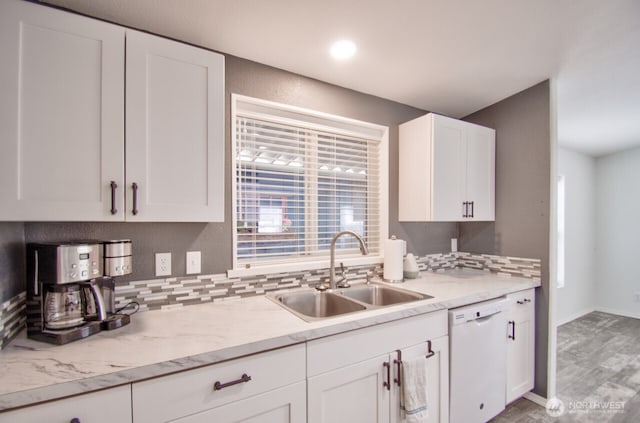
[449,297,508,423]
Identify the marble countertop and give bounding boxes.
[0,268,540,411]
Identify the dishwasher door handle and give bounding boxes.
[473,311,502,325]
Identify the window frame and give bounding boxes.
[229,94,388,277]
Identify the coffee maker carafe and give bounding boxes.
[27,242,107,344]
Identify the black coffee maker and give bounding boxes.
[26,242,108,344]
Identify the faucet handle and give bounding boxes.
[336,263,350,288]
[315,282,329,292]
[336,279,350,289]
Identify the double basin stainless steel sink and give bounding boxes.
[268,283,433,322]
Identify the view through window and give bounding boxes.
[233,98,384,270]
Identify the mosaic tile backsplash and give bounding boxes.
[0,291,26,351]
[114,252,540,313]
[0,252,541,349]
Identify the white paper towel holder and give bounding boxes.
[383,235,405,284]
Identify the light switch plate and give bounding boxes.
[186,251,201,275]
[155,252,172,276]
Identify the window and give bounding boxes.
[231,95,388,275]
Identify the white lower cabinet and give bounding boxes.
[308,353,391,423]
[1,312,452,423]
[391,337,449,423]
[131,344,306,423]
[169,381,306,423]
[307,311,449,423]
[0,385,132,423]
[505,289,536,403]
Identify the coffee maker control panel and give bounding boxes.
[57,244,103,283]
[28,243,104,285]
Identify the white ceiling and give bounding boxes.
[43,0,640,157]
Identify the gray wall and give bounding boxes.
[0,222,25,302]
[595,146,640,318]
[1,54,458,300]
[460,80,551,396]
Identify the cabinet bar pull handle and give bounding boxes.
[110,181,118,215]
[470,201,474,218]
[517,300,524,305]
[462,201,468,218]
[213,373,252,391]
[393,350,402,387]
[383,361,391,390]
[524,298,531,303]
[508,320,516,340]
[132,182,139,215]
[426,340,435,358]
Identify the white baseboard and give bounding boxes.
[523,391,548,407]
[556,307,596,326]
[595,307,640,320]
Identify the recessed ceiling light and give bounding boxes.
[330,40,357,61]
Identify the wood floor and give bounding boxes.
[489,311,640,422]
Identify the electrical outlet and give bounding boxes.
[186,251,201,275]
[155,252,171,276]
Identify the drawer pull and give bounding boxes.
[213,373,252,391]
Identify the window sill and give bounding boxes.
[227,255,383,279]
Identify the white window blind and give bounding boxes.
[233,99,383,270]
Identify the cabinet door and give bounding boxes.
[0,0,125,221]
[506,289,535,403]
[465,124,495,221]
[431,115,466,221]
[0,385,132,423]
[308,354,391,423]
[390,337,449,423]
[169,381,306,423]
[126,30,225,222]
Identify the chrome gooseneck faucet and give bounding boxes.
[328,230,369,290]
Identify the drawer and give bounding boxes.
[132,343,306,423]
[0,385,132,423]
[506,288,535,308]
[307,310,447,376]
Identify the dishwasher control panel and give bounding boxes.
[450,297,508,325]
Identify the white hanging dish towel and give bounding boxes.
[400,355,429,423]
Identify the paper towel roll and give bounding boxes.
[384,236,405,282]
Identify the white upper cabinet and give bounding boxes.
[0,0,125,221]
[399,113,495,222]
[125,30,225,222]
[0,0,225,222]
